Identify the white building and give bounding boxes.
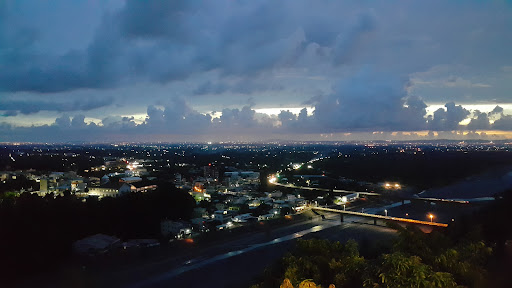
[73,234,121,256]
[212,210,233,224]
[118,182,158,195]
[160,220,192,238]
[335,193,359,204]
[232,213,254,223]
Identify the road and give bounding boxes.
[24,212,394,288]
[102,213,340,287]
[149,220,396,288]
[270,181,381,196]
[127,221,339,288]
[119,212,395,288]
[18,211,398,288]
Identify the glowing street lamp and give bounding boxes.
[429,214,434,223]
[384,209,388,217]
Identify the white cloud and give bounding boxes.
[1,0,512,141]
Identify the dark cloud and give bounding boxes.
[492,115,512,131]
[0,52,94,93]
[53,115,71,128]
[2,100,512,142]
[427,102,470,131]
[331,14,376,66]
[71,114,87,129]
[490,105,504,115]
[466,110,491,131]
[101,115,137,130]
[0,97,114,115]
[0,1,397,93]
[119,1,193,40]
[193,81,230,95]
[1,1,512,141]
[216,106,259,129]
[142,101,277,136]
[312,69,427,132]
[2,110,18,117]
[142,99,212,134]
[278,110,297,127]
[192,79,284,95]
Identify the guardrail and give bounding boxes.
[312,207,448,227]
[269,182,380,196]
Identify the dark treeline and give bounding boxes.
[0,182,195,282]
[251,190,512,288]
[317,150,512,189]
[0,174,39,193]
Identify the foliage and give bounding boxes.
[0,175,38,193]
[258,190,512,288]
[252,202,272,216]
[255,239,366,288]
[0,182,195,281]
[369,252,457,288]
[252,223,495,288]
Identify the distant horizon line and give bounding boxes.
[1,139,510,146]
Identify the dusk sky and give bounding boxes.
[1,0,512,142]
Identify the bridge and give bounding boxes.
[269,182,380,196]
[270,181,475,205]
[312,206,449,227]
[410,197,469,204]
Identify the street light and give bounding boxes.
[343,204,346,211]
[429,214,434,223]
[384,209,388,217]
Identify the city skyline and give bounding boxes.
[1,0,512,142]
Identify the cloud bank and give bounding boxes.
[1,1,512,142]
